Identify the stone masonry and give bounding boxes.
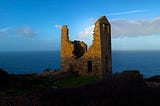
[60,16,112,78]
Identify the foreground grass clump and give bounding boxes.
[0,69,100,96]
[3,70,160,106]
[0,73,56,96]
[55,75,100,87]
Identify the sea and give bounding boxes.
[0,51,160,78]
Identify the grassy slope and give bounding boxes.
[0,72,100,96]
[55,75,100,87]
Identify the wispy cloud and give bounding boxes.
[76,16,160,41]
[54,24,62,29]
[0,27,9,33]
[108,10,149,16]
[88,18,96,23]
[76,25,94,46]
[111,17,160,38]
[77,25,94,40]
[0,27,10,36]
[0,26,37,38]
[15,27,36,37]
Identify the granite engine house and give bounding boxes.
[60,16,112,78]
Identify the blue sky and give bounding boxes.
[1,0,160,51]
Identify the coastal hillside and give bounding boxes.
[0,70,160,106]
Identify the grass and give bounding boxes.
[55,75,100,87]
[0,72,100,96]
[0,89,31,96]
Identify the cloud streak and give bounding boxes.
[0,26,37,38]
[75,25,94,46]
[54,24,62,29]
[111,17,160,38]
[77,25,94,40]
[0,27,9,33]
[15,27,36,37]
[108,10,149,16]
[76,17,160,41]
[0,27,10,37]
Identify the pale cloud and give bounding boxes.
[76,9,151,41]
[0,27,9,33]
[54,24,62,29]
[0,27,37,38]
[75,25,94,46]
[108,10,149,16]
[0,27,9,36]
[77,18,96,40]
[111,17,160,38]
[77,17,160,40]
[88,18,96,23]
[77,25,94,40]
[15,27,36,37]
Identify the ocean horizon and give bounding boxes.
[0,50,160,77]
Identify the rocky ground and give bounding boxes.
[0,69,160,106]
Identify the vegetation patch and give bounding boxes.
[0,69,100,96]
[55,75,100,87]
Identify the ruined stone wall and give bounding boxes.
[82,16,112,78]
[60,16,112,78]
[99,16,112,78]
[61,25,74,58]
[61,58,101,76]
[82,19,102,77]
[72,41,87,59]
[83,20,101,58]
[60,25,88,72]
[60,25,74,72]
[60,23,102,76]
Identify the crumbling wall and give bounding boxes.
[72,41,87,59]
[99,16,112,77]
[82,16,112,77]
[84,20,101,58]
[60,16,112,78]
[60,25,74,72]
[82,18,103,77]
[61,25,74,58]
[61,25,87,72]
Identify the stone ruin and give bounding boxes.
[60,16,112,78]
